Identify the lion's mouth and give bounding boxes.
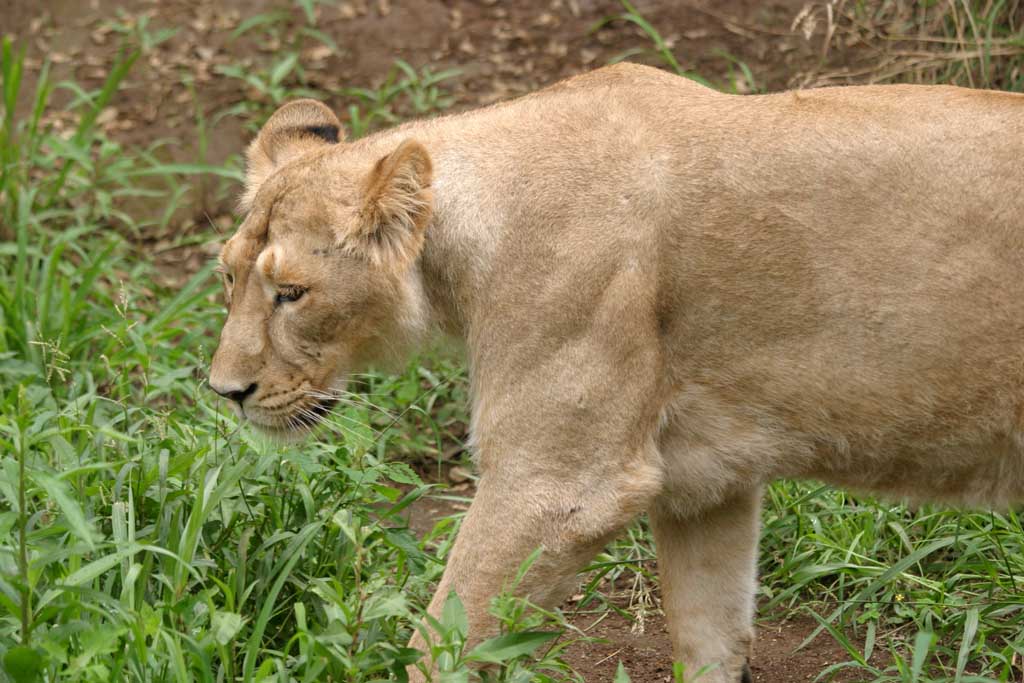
[292,397,339,429]
[249,396,340,435]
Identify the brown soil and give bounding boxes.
[407,485,869,682]
[4,1,823,220]
[562,608,865,683]
[5,0,839,285]
[7,0,822,137]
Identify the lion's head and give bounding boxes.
[208,100,433,436]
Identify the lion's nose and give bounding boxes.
[211,381,258,404]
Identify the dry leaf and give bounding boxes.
[534,12,557,28]
[448,466,473,483]
[96,107,118,127]
[304,44,333,62]
[449,7,463,30]
[338,3,356,20]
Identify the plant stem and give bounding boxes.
[18,389,31,645]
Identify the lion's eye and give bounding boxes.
[215,266,233,288]
[218,270,234,307]
[274,286,306,305]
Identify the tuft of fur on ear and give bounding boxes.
[349,139,433,268]
[240,99,343,212]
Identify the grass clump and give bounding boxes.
[0,29,571,683]
[792,0,1024,91]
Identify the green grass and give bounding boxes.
[758,486,1024,681]
[2,3,1024,683]
[0,28,566,683]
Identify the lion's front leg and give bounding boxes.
[405,256,666,680]
[650,488,762,683]
[407,450,662,681]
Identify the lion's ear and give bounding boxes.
[241,99,343,211]
[349,139,433,268]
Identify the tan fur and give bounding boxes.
[209,64,1024,682]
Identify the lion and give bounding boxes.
[208,62,1024,682]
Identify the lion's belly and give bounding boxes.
[656,377,1024,514]
[797,435,1024,508]
[655,176,1024,513]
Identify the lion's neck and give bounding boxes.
[418,214,483,339]
[355,123,503,342]
[416,148,500,340]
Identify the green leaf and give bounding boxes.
[440,591,468,639]
[211,611,245,646]
[909,631,933,682]
[296,0,317,25]
[31,471,95,550]
[61,547,136,587]
[954,608,979,683]
[241,522,322,682]
[614,662,632,683]
[465,631,559,664]
[230,10,290,39]
[38,544,193,610]
[363,591,408,621]
[3,646,43,683]
[269,53,298,86]
[127,163,244,181]
[801,536,956,647]
[383,461,422,486]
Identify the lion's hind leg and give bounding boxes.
[650,487,762,683]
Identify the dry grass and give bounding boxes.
[791,0,1023,90]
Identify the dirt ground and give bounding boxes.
[6,0,849,285]
[408,485,869,683]
[4,0,831,193]
[5,1,885,680]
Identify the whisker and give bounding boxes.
[293,400,389,443]
[263,368,464,456]
[322,412,386,438]
[305,402,393,438]
[305,390,398,420]
[361,369,463,453]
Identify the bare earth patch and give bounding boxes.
[406,485,868,682]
